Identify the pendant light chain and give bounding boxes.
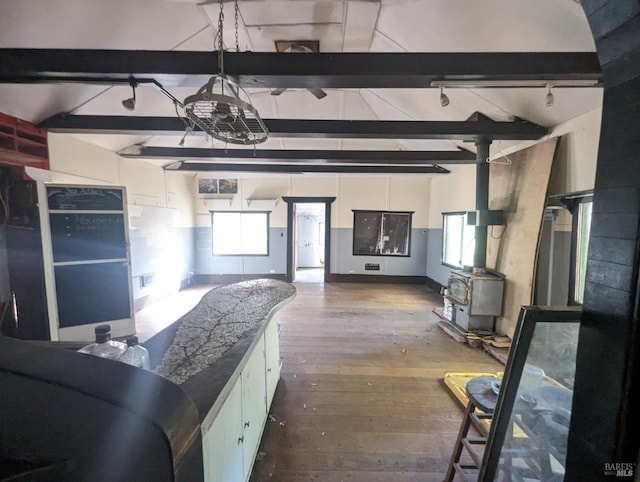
[235,0,240,52]
[217,0,225,74]
[182,0,268,145]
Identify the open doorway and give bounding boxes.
[294,203,325,283]
[283,197,335,283]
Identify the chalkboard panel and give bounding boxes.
[50,213,127,262]
[47,186,124,211]
[55,262,131,328]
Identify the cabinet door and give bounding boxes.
[202,379,244,482]
[264,320,280,409]
[240,335,267,480]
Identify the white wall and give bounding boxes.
[48,134,120,184]
[47,134,197,304]
[47,134,197,225]
[547,107,601,195]
[194,174,431,228]
[428,165,476,228]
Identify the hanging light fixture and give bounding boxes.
[183,0,268,145]
[439,85,450,108]
[544,83,555,107]
[122,80,137,111]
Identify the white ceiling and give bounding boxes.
[0,0,601,170]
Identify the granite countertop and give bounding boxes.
[143,279,296,420]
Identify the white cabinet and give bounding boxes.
[202,316,281,482]
[240,334,267,480]
[203,379,244,482]
[264,321,280,409]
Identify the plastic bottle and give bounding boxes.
[118,335,151,370]
[78,325,127,361]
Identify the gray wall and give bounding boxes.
[331,228,428,276]
[535,218,571,306]
[195,226,287,275]
[425,228,454,286]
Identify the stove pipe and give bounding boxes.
[474,139,491,272]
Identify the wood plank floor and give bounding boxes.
[250,282,502,482]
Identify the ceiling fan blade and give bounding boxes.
[270,88,287,96]
[308,87,327,100]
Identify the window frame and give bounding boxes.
[567,195,593,305]
[441,211,476,269]
[210,210,271,257]
[352,210,413,257]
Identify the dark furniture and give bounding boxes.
[0,335,203,482]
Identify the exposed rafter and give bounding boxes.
[165,162,450,174]
[118,146,476,164]
[40,114,548,141]
[0,50,601,88]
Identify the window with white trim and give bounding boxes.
[211,211,270,256]
[442,211,475,269]
[573,199,592,304]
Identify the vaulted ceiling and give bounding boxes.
[0,0,602,175]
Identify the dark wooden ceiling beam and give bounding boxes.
[165,162,450,174]
[40,114,547,141]
[119,146,476,164]
[0,49,601,88]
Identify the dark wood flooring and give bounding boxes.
[250,282,501,482]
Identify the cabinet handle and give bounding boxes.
[238,436,244,444]
[244,421,251,428]
[267,368,272,373]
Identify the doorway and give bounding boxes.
[294,203,325,282]
[282,197,335,283]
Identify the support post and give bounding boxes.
[474,139,491,271]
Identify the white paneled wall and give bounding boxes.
[194,174,432,229]
[428,165,476,229]
[48,134,120,184]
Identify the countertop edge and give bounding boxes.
[199,289,296,432]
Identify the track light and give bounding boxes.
[122,81,137,111]
[440,85,450,108]
[430,79,599,89]
[545,83,554,107]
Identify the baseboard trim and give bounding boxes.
[194,273,288,284]
[134,294,151,313]
[324,274,428,284]
[425,276,445,294]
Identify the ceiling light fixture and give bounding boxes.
[430,79,600,89]
[182,0,268,145]
[545,83,555,107]
[121,80,137,111]
[439,85,450,108]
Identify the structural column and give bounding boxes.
[474,138,491,271]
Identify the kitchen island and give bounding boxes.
[144,278,296,482]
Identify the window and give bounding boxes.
[558,191,593,305]
[442,212,475,269]
[572,198,592,304]
[211,211,269,256]
[352,210,412,256]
